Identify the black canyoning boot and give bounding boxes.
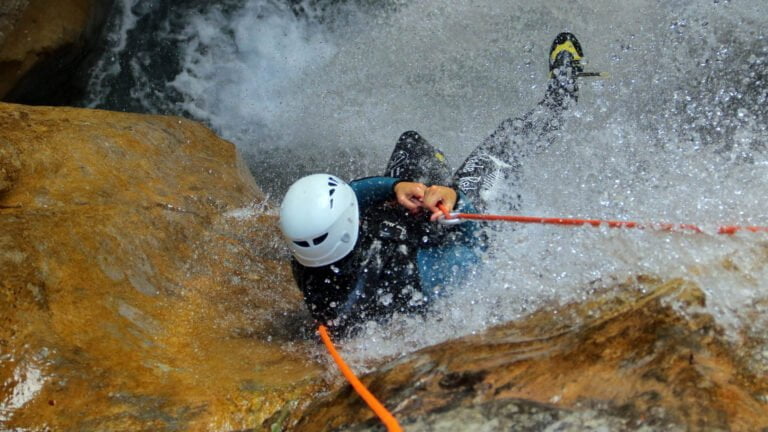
[547,32,585,106]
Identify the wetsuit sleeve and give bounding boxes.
[454,190,477,215]
[351,176,476,215]
[349,176,400,209]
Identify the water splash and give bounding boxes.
[84,0,768,365]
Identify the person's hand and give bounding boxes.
[394,181,426,213]
[421,185,457,221]
[394,182,457,221]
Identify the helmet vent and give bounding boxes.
[328,177,338,209]
[312,233,328,245]
[293,240,310,248]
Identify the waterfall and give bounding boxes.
[83,0,768,362]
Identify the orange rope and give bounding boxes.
[317,325,403,432]
[437,203,768,235]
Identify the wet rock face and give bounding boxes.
[0,0,114,104]
[343,398,655,432]
[0,102,320,431]
[0,143,20,194]
[288,279,768,432]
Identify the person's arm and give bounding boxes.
[350,176,462,220]
[348,176,401,209]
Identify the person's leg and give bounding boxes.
[384,130,453,186]
[453,32,585,212]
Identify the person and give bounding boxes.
[279,33,591,335]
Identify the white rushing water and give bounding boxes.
[87,0,768,365]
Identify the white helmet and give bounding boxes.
[279,174,359,267]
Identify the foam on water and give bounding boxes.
[85,0,768,365]
[168,1,340,141]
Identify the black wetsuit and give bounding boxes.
[292,138,482,333]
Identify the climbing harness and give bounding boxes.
[436,203,768,235]
[318,325,403,432]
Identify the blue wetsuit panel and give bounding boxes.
[350,176,482,298]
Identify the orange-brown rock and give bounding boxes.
[0,102,321,430]
[0,0,111,102]
[288,278,768,431]
[2,102,767,432]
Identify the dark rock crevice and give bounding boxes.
[0,0,116,106]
